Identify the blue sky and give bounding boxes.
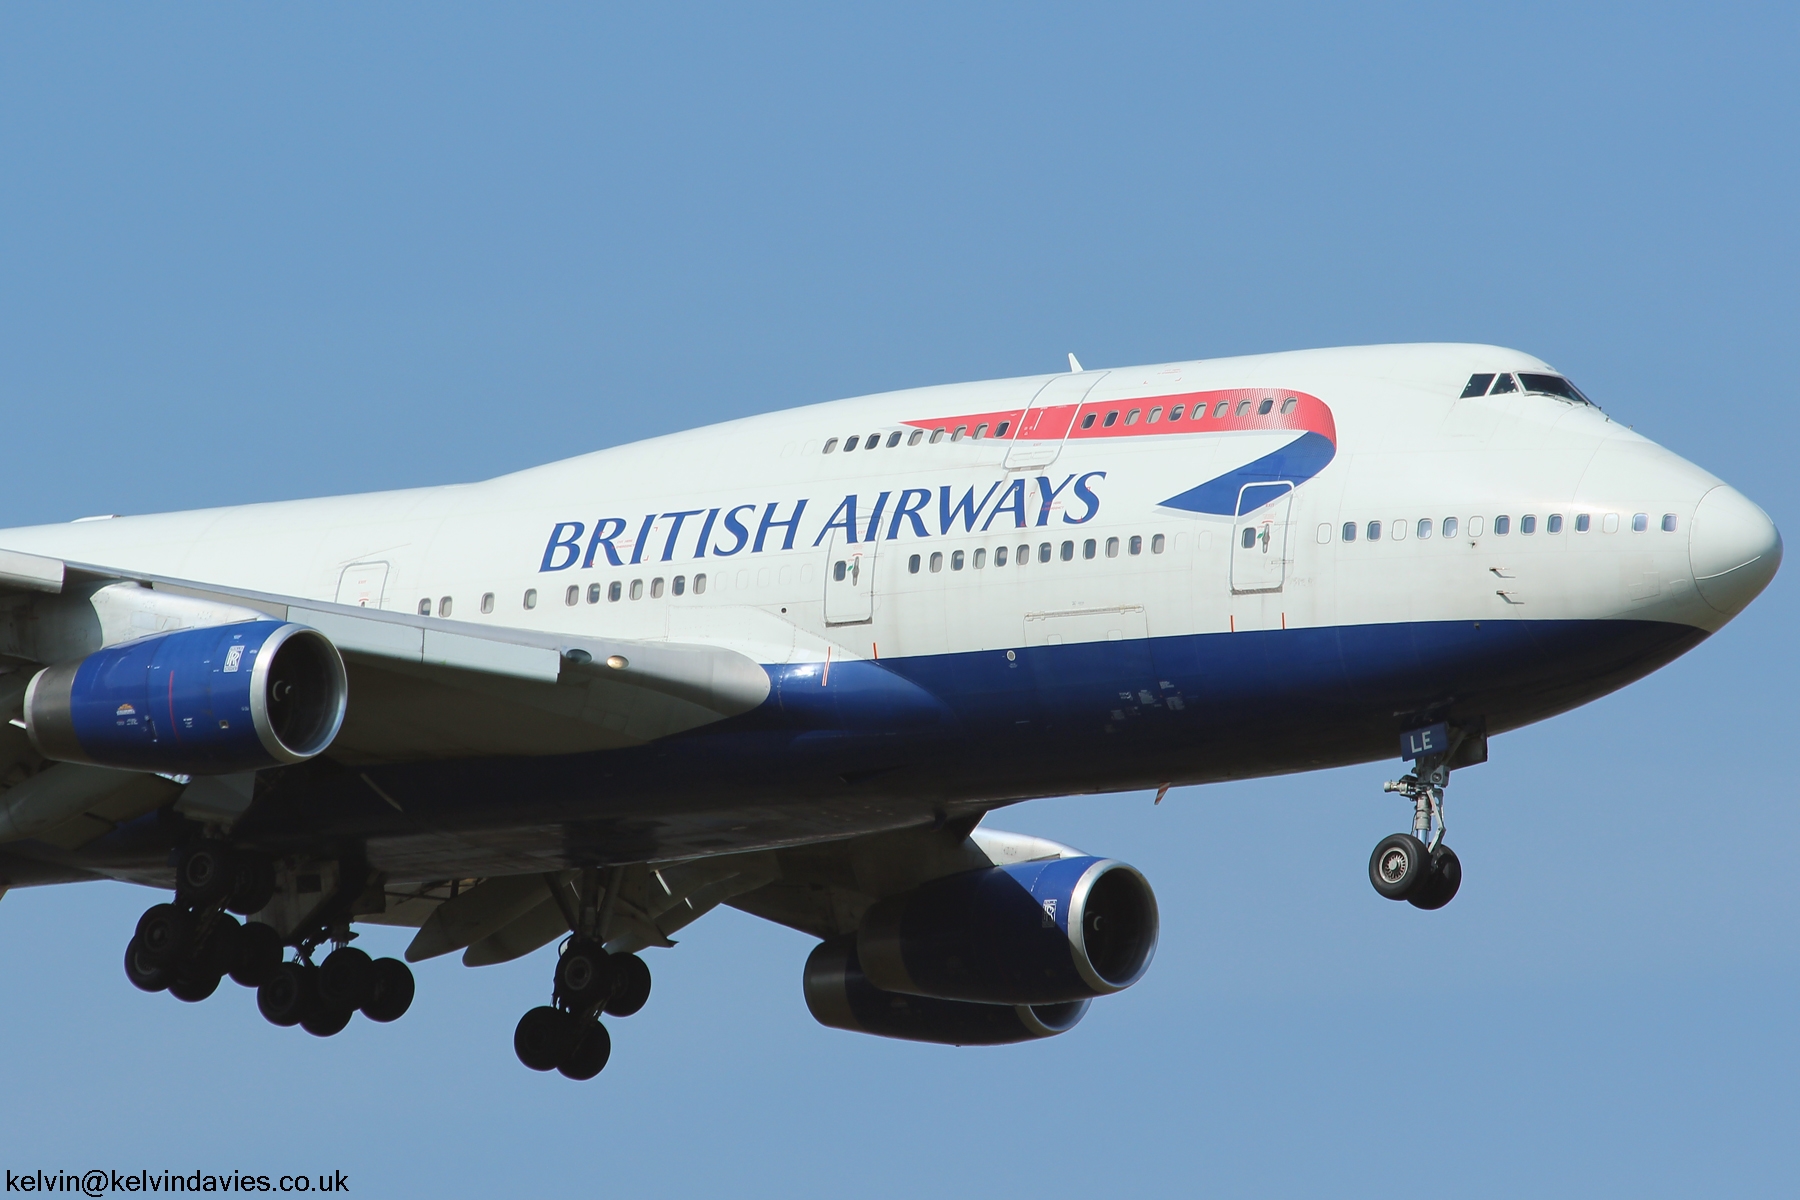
[1,4,1795,1196]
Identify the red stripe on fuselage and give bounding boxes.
[904,388,1335,446]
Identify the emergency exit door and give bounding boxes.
[823,532,876,624]
[1229,483,1294,595]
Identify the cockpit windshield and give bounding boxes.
[1516,373,1595,406]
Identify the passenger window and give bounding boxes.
[480,592,494,614]
[1213,401,1229,418]
[1038,543,1051,563]
[1316,523,1331,544]
[1125,409,1141,426]
[909,554,921,574]
[1469,516,1484,537]
[866,432,880,449]
[1461,374,1495,398]
[1575,513,1590,532]
[1547,514,1563,534]
[1367,520,1381,541]
[1443,517,1459,538]
[1151,534,1165,554]
[1106,536,1119,557]
[1417,518,1432,539]
[564,586,578,607]
[973,548,986,568]
[822,438,838,454]
[1602,513,1619,533]
[1520,515,1536,535]
[1129,535,1142,555]
[931,428,947,443]
[1391,518,1406,541]
[995,545,1008,566]
[951,550,964,570]
[1280,397,1298,414]
[1242,527,1256,549]
[439,597,452,617]
[673,576,686,596]
[908,429,924,445]
[1060,540,1075,561]
[1258,398,1274,415]
[1148,407,1162,423]
[1082,538,1096,559]
[995,421,1010,437]
[524,588,538,609]
[833,560,847,581]
[1632,513,1648,532]
[844,435,860,451]
[604,580,620,601]
[887,431,903,447]
[1235,399,1251,416]
[1662,513,1677,532]
[587,583,602,603]
[629,579,644,600]
[1494,516,1510,536]
[1489,373,1518,394]
[694,574,707,593]
[973,423,989,439]
[1103,411,1118,427]
[1342,521,1357,542]
[417,597,432,615]
[651,578,665,599]
[1169,404,1185,421]
[930,552,943,572]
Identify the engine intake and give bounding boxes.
[25,620,347,774]
[805,935,1088,1045]
[857,855,1158,1005]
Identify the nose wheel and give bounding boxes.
[1369,744,1465,909]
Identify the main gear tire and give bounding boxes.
[515,1006,575,1072]
[602,954,651,1018]
[361,958,415,1023]
[135,904,195,968]
[124,936,171,993]
[229,922,285,988]
[168,969,223,1003]
[257,961,313,1027]
[176,844,234,908]
[558,1020,612,1081]
[317,947,374,1011]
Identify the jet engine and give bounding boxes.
[24,619,348,774]
[855,855,1158,1005]
[804,935,1088,1045]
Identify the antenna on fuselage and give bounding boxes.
[1067,352,1083,372]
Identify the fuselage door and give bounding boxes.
[1229,483,1294,594]
[823,531,876,625]
[336,561,390,608]
[1004,371,1109,470]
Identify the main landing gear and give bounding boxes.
[1369,753,1463,910]
[514,868,652,1081]
[124,842,415,1037]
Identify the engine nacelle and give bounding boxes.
[805,935,1088,1045]
[25,620,347,774]
[857,855,1158,1005]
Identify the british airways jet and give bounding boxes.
[0,343,1778,1078]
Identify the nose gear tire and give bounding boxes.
[1369,834,1429,900]
[1407,844,1463,910]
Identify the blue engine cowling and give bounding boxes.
[24,620,348,774]
[804,935,1089,1045]
[856,855,1158,1005]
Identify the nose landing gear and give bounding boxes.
[1370,739,1465,909]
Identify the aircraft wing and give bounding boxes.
[0,550,772,850]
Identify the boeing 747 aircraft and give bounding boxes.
[0,343,1778,1078]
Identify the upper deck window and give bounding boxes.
[1517,373,1595,406]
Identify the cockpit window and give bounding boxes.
[1517,373,1594,405]
[1461,373,1495,398]
[1488,373,1518,394]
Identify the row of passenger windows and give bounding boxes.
[1320,511,1678,545]
[822,396,1305,452]
[906,533,1167,573]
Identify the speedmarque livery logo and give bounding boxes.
[539,473,1106,572]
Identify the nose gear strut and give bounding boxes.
[1369,730,1466,910]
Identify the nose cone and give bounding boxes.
[1689,485,1782,616]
